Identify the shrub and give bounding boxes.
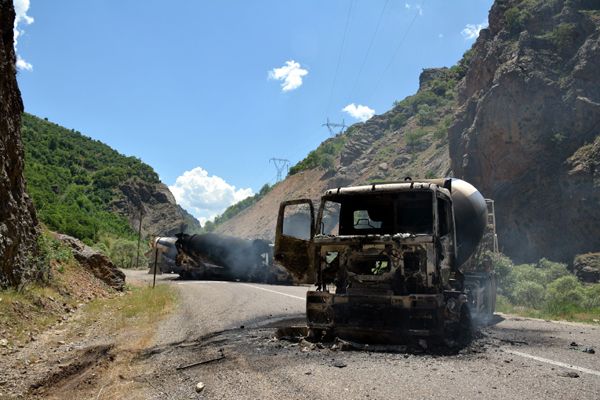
[109,239,140,269]
[505,7,531,35]
[405,129,428,147]
[550,23,578,52]
[537,258,569,282]
[390,113,408,130]
[513,281,546,308]
[417,104,436,126]
[583,284,600,308]
[288,134,346,175]
[546,275,585,309]
[489,252,515,296]
[512,264,546,286]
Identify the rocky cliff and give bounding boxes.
[0,2,39,287]
[449,0,600,262]
[113,179,202,237]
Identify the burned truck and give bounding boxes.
[174,233,291,283]
[274,178,497,343]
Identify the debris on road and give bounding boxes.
[558,371,580,378]
[195,382,205,393]
[176,353,225,371]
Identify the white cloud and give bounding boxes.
[268,60,308,92]
[404,3,423,16]
[16,56,32,71]
[13,0,34,71]
[342,103,375,122]
[461,21,488,40]
[169,167,253,225]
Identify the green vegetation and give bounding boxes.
[405,128,428,147]
[489,252,600,322]
[22,113,159,247]
[84,283,177,330]
[549,23,578,52]
[505,6,532,35]
[392,68,459,129]
[203,183,274,232]
[288,134,347,175]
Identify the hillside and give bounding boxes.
[217,0,600,265]
[216,58,468,238]
[22,114,201,247]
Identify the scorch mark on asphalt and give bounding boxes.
[175,279,600,379]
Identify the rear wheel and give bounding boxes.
[456,305,473,346]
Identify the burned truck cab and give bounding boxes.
[274,179,493,343]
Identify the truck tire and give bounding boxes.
[456,305,473,346]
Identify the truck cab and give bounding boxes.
[274,178,496,344]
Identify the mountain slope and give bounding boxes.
[22,113,201,245]
[216,65,466,239]
[218,0,600,266]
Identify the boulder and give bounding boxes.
[53,234,126,290]
[573,253,600,283]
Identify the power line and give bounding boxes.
[368,1,425,104]
[326,0,355,117]
[347,0,390,102]
[269,158,290,182]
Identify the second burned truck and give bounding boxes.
[274,178,497,344]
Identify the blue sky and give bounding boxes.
[14,0,493,223]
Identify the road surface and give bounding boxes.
[127,270,600,400]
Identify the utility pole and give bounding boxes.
[135,206,144,269]
[322,118,347,137]
[269,158,290,182]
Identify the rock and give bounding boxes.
[195,382,205,393]
[52,233,126,290]
[573,253,600,283]
[332,361,347,368]
[113,181,201,237]
[0,1,40,288]
[0,339,8,347]
[448,0,600,263]
[378,162,389,171]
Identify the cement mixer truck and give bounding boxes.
[274,178,497,344]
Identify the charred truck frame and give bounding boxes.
[274,178,497,343]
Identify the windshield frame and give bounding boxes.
[317,188,437,237]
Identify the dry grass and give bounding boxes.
[83,283,177,332]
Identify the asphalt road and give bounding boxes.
[126,270,600,400]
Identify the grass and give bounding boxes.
[0,285,75,343]
[83,284,177,331]
[496,294,600,324]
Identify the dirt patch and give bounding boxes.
[30,344,114,395]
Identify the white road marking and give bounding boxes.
[243,284,306,301]
[505,349,600,377]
